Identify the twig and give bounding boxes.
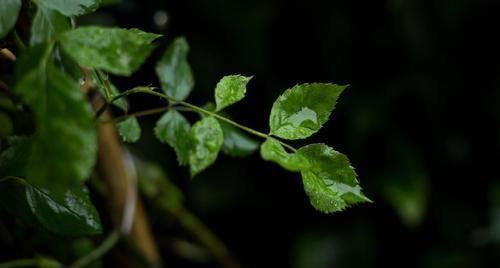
[69,231,120,268]
[0,259,39,268]
[98,106,169,125]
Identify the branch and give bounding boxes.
[90,91,162,267]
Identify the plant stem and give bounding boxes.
[111,106,170,123]
[0,259,39,268]
[95,86,153,119]
[13,31,26,51]
[69,231,120,268]
[129,87,298,152]
[95,70,112,100]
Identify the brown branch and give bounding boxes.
[90,93,162,267]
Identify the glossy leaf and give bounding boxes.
[297,143,370,213]
[269,83,347,140]
[30,7,70,46]
[0,178,102,236]
[60,27,161,76]
[188,117,223,177]
[154,110,191,165]
[14,45,97,192]
[220,121,258,157]
[260,138,308,172]
[214,75,252,111]
[0,0,21,39]
[155,37,194,100]
[117,116,141,143]
[37,0,99,16]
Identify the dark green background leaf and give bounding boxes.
[0,112,13,137]
[220,121,258,157]
[155,37,194,100]
[0,0,21,39]
[30,7,70,46]
[269,83,347,140]
[14,45,97,194]
[60,27,160,76]
[154,110,191,165]
[0,178,102,236]
[0,137,31,178]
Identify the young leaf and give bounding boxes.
[214,75,252,111]
[220,121,258,157]
[37,0,99,17]
[188,117,223,177]
[260,138,308,172]
[269,83,347,140]
[60,27,161,76]
[30,7,70,46]
[0,177,102,236]
[14,45,97,192]
[117,116,141,143]
[0,0,21,39]
[155,37,194,101]
[297,143,370,213]
[154,110,191,165]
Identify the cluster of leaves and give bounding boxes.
[118,38,371,212]
[0,0,369,243]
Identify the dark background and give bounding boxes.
[88,0,500,267]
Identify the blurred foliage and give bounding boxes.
[2,0,500,267]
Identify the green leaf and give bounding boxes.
[0,0,21,39]
[220,121,258,157]
[260,138,307,172]
[297,143,370,213]
[14,44,97,193]
[154,110,191,165]
[155,37,194,100]
[269,83,347,140]
[30,7,70,46]
[188,117,223,177]
[60,27,161,76]
[37,0,99,16]
[214,75,252,111]
[117,116,141,143]
[0,177,102,236]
